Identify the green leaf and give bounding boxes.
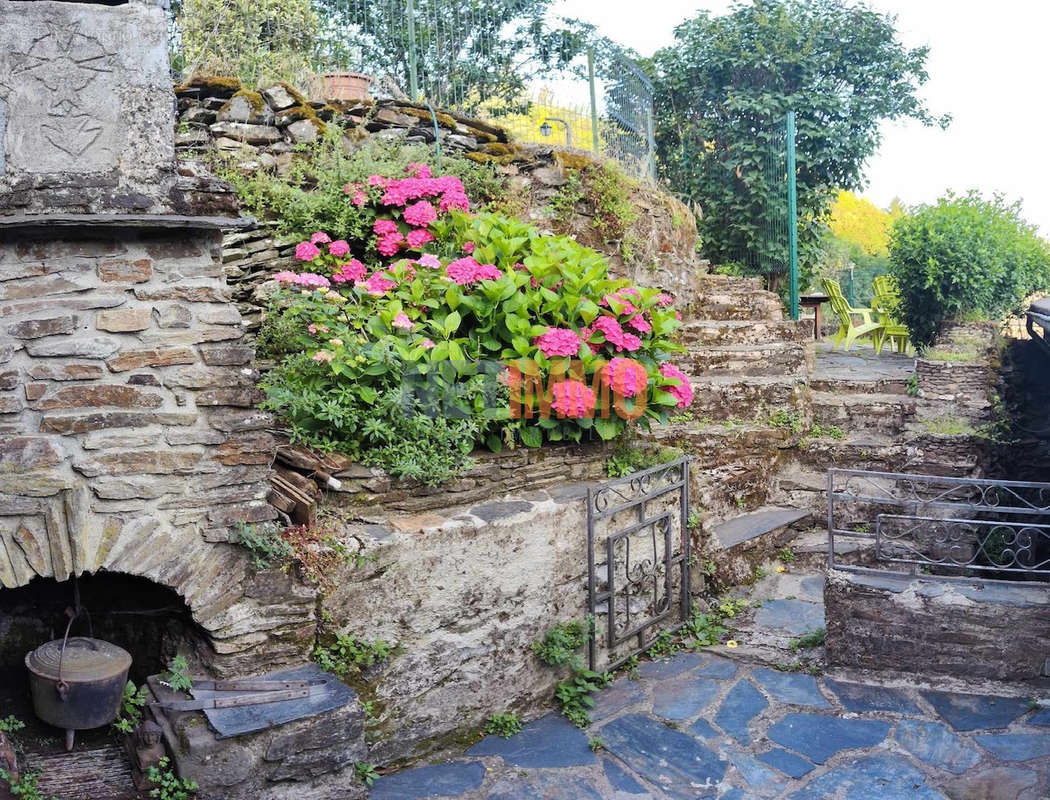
[519,426,543,448]
[444,311,462,336]
[593,417,622,440]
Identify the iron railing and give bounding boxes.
[827,468,1050,585]
[587,457,691,670]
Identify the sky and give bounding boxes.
[548,0,1050,234]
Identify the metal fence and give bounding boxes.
[168,0,656,179]
[827,468,1050,585]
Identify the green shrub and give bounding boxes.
[484,712,523,738]
[889,192,1050,348]
[313,634,392,678]
[258,163,690,484]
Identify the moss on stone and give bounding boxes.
[174,75,242,97]
[393,106,460,130]
[274,81,309,106]
[232,89,266,112]
[555,150,600,171]
[482,142,516,156]
[277,104,319,124]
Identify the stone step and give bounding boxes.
[793,435,908,472]
[810,375,912,395]
[686,375,808,421]
[678,319,813,347]
[681,341,809,378]
[711,506,811,550]
[697,273,764,291]
[811,391,916,434]
[692,290,785,322]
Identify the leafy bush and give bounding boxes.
[147,757,198,800]
[234,522,294,569]
[484,712,523,738]
[313,634,393,678]
[222,133,506,241]
[259,162,692,484]
[889,192,1050,348]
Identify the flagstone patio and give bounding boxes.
[370,649,1049,799]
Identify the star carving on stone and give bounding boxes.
[10,21,116,115]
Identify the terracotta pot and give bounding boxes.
[321,72,372,102]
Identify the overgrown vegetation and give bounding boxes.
[0,716,24,734]
[313,634,393,678]
[889,191,1050,348]
[605,440,682,478]
[147,757,198,800]
[0,770,55,800]
[234,522,294,570]
[113,681,149,734]
[790,627,826,651]
[549,163,640,261]
[355,762,380,787]
[532,619,611,727]
[484,712,523,738]
[165,655,193,694]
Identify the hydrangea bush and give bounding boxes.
[261,163,693,483]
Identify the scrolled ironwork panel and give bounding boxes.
[588,457,690,670]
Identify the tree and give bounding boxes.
[311,0,591,110]
[889,192,1050,348]
[646,0,948,287]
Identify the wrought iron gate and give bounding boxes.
[587,458,691,670]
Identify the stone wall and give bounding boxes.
[825,569,1050,682]
[0,225,313,675]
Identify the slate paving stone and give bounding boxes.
[785,754,948,800]
[638,652,703,680]
[943,765,1041,800]
[922,690,1031,731]
[753,599,825,635]
[717,789,747,800]
[824,679,922,715]
[726,747,783,798]
[485,772,605,800]
[713,680,768,744]
[602,757,648,795]
[755,747,814,779]
[695,655,738,680]
[589,677,649,722]
[751,667,830,708]
[689,718,720,741]
[467,713,596,767]
[370,761,487,800]
[798,575,825,601]
[895,719,981,774]
[974,732,1050,761]
[1026,708,1050,727]
[652,675,723,720]
[599,713,727,799]
[766,713,890,763]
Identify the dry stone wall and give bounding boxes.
[0,225,314,675]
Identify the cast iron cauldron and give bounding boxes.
[25,635,132,751]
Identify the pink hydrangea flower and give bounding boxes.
[374,219,399,236]
[403,200,438,227]
[275,271,330,289]
[445,257,502,286]
[551,380,597,419]
[294,241,320,262]
[328,240,350,257]
[420,338,436,349]
[406,228,435,249]
[463,241,476,254]
[392,312,414,330]
[620,332,642,352]
[312,351,333,363]
[586,316,626,351]
[368,175,389,188]
[376,232,404,257]
[359,272,397,296]
[439,192,470,213]
[655,293,674,307]
[626,314,652,334]
[659,363,694,409]
[603,358,649,398]
[405,162,432,179]
[310,232,331,245]
[535,328,582,358]
[602,289,638,315]
[416,253,442,269]
[331,259,367,284]
[352,188,368,207]
[274,270,299,283]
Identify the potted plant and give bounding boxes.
[320,72,373,102]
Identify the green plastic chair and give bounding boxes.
[871,275,911,355]
[821,278,884,351]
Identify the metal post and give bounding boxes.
[406,0,420,101]
[587,48,600,156]
[785,111,800,321]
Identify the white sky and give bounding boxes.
[549,0,1050,233]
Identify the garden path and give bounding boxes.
[369,565,1049,799]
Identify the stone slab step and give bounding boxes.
[687,375,808,421]
[681,341,808,377]
[810,375,912,395]
[713,506,811,550]
[692,291,785,322]
[793,435,909,472]
[678,319,814,347]
[698,273,764,291]
[812,391,916,434]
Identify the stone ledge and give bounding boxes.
[0,213,253,230]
